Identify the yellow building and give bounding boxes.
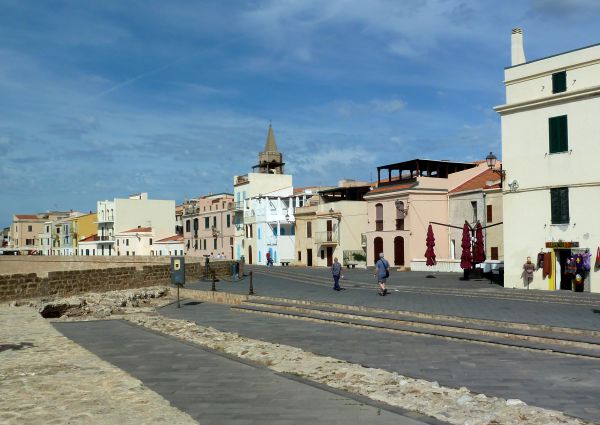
[70,212,97,255]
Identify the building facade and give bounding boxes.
[495,29,600,292]
[8,212,71,254]
[182,193,235,259]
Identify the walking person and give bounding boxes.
[374,252,390,296]
[331,257,343,291]
[266,251,273,267]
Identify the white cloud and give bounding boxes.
[371,98,406,113]
[289,145,376,177]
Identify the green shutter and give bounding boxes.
[549,115,568,153]
[550,188,569,224]
[552,71,567,94]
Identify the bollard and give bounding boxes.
[211,270,217,292]
[249,271,254,295]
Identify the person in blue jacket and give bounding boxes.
[331,257,343,291]
[374,252,390,296]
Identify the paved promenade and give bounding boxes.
[55,319,439,425]
[0,305,197,425]
[188,265,600,330]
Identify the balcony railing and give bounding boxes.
[396,219,405,230]
[234,201,244,211]
[315,231,338,245]
[98,235,114,242]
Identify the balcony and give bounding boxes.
[234,201,244,211]
[97,215,114,223]
[375,220,383,231]
[98,235,114,243]
[235,175,249,186]
[266,236,277,246]
[396,219,405,231]
[315,231,338,245]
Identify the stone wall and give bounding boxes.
[0,260,243,302]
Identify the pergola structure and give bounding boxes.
[376,159,477,186]
[318,185,371,202]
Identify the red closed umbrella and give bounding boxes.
[460,221,472,270]
[473,222,486,265]
[424,224,437,266]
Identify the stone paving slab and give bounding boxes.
[54,319,441,425]
[188,266,600,331]
[159,301,600,423]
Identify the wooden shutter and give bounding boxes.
[486,205,493,222]
[550,187,569,224]
[549,115,568,153]
[552,71,566,94]
[491,247,498,260]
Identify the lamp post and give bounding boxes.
[485,152,506,185]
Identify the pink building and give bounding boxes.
[364,159,489,268]
[182,193,235,259]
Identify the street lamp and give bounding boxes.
[485,152,506,184]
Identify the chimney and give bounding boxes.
[511,28,526,66]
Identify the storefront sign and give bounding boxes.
[545,241,579,248]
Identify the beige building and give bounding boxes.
[294,182,369,267]
[8,212,70,254]
[182,193,235,259]
[364,159,489,269]
[447,168,503,269]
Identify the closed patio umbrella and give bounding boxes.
[424,224,437,266]
[473,222,486,265]
[460,221,472,273]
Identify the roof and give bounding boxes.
[263,124,279,152]
[79,234,99,242]
[449,169,501,194]
[122,227,153,233]
[367,181,417,195]
[505,41,600,70]
[15,214,40,220]
[155,235,184,243]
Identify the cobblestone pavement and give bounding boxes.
[0,305,197,425]
[187,265,600,330]
[159,301,600,423]
[54,319,438,425]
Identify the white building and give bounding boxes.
[154,235,185,257]
[90,192,176,256]
[233,125,294,264]
[495,29,600,293]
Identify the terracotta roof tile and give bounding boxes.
[79,234,99,242]
[122,227,153,233]
[155,235,184,243]
[449,169,501,194]
[15,214,40,220]
[367,182,416,194]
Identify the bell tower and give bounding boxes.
[254,123,285,174]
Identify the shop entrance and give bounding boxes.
[557,249,572,290]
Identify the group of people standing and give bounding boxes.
[330,252,390,296]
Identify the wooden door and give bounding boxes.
[373,237,383,264]
[307,249,313,267]
[326,220,333,242]
[248,246,253,265]
[394,236,405,266]
[326,247,333,267]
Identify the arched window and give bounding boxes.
[396,201,405,230]
[375,203,383,231]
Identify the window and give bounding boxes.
[205,217,210,229]
[149,238,153,245]
[126,239,129,246]
[471,201,478,223]
[273,227,278,236]
[203,239,207,250]
[186,220,191,232]
[552,71,566,94]
[226,215,230,227]
[320,250,325,260]
[117,239,120,246]
[298,251,301,261]
[550,187,569,224]
[194,240,198,250]
[549,115,568,153]
[230,237,233,246]
[487,205,493,223]
[28,225,32,232]
[395,201,405,230]
[213,239,217,249]
[193,218,199,232]
[491,247,499,260]
[258,227,261,240]
[213,216,217,227]
[375,203,383,231]
[307,221,312,238]
[280,227,285,236]
[186,240,190,249]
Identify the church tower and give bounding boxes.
[253,124,285,174]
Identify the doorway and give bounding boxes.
[326,247,333,267]
[373,237,383,264]
[248,246,253,265]
[557,249,572,290]
[326,220,333,242]
[307,249,313,267]
[394,236,405,266]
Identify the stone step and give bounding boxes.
[232,303,600,359]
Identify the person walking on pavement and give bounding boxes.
[332,257,343,291]
[374,252,390,296]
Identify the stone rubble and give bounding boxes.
[19,287,595,425]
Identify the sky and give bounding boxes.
[1,0,600,227]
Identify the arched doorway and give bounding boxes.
[394,236,405,266]
[373,237,383,264]
[248,245,253,264]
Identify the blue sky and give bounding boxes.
[1,0,600,226]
